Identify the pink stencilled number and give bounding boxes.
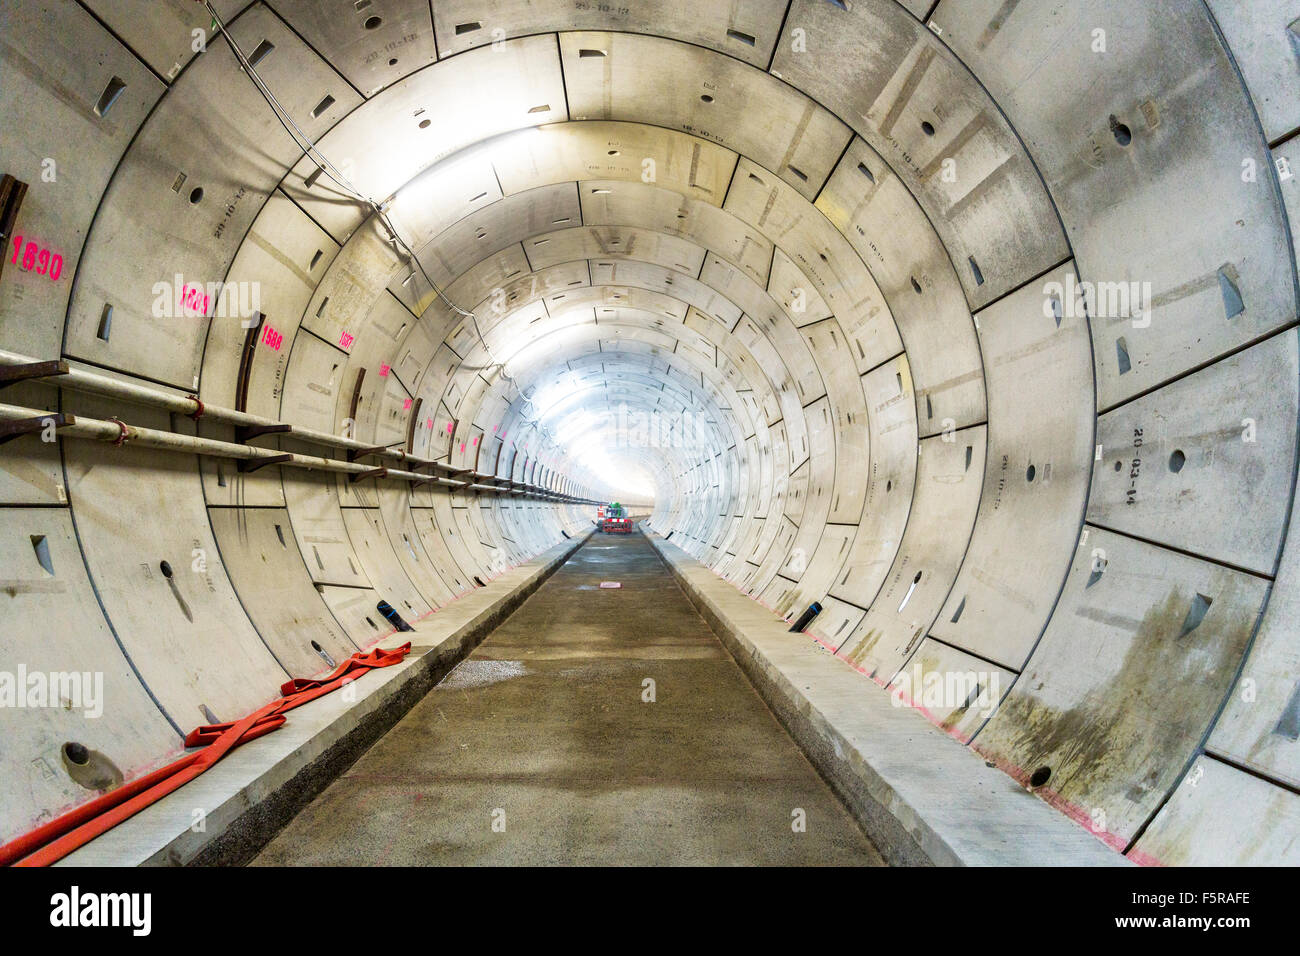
[403,398,412,410]
[9,236,65,283]
[425,417,433,430]
[181,284,210,315]
[260,323,283,351]
[445,422,453,435]
[378,363,390,377]
[339,331,354,349]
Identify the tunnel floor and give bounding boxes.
[251,530,884,866]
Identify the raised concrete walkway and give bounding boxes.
[646,531,1129,866]
[58,531,591,866]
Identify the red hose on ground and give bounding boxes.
[0,642,412,867]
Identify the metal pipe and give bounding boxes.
[0,350,598,503]
[0,402,598,504]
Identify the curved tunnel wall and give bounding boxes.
[1,0,1298,864]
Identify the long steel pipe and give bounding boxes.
[0,350,596,503]
[0,402,598,504]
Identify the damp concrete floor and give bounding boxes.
[252,530,884,866]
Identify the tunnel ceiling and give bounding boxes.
[2,0,1300,865]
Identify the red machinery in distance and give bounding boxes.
[598,502,633,534]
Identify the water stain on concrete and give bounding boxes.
[975,579,1257,842]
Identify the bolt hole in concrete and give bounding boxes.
[63,742,88,766]
[30,534,53,574]
[62,742,123,791]
[363,16,382,30]
[897,570,923,613]
[1169,449,1186,472]
[921,120,935,136]
[1110,115,1133,146]
[1030,766,1052,789]
[189,186,203,204]
[311,640,337,668]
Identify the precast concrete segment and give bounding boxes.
[253,532,883,866]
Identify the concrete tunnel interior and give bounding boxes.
[1,0,1299,870]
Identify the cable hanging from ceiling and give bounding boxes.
[195,0,543,430]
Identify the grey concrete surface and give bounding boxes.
[4,0,1300,866]
[56,532,588,867]
[252,532,883,866]
[646,531,1129,867]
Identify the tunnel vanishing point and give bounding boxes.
[0,0,1298,869]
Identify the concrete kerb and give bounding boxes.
[645,530,1129,867]
[56,529,592,867]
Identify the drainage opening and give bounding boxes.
[1029,766,1052,788]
